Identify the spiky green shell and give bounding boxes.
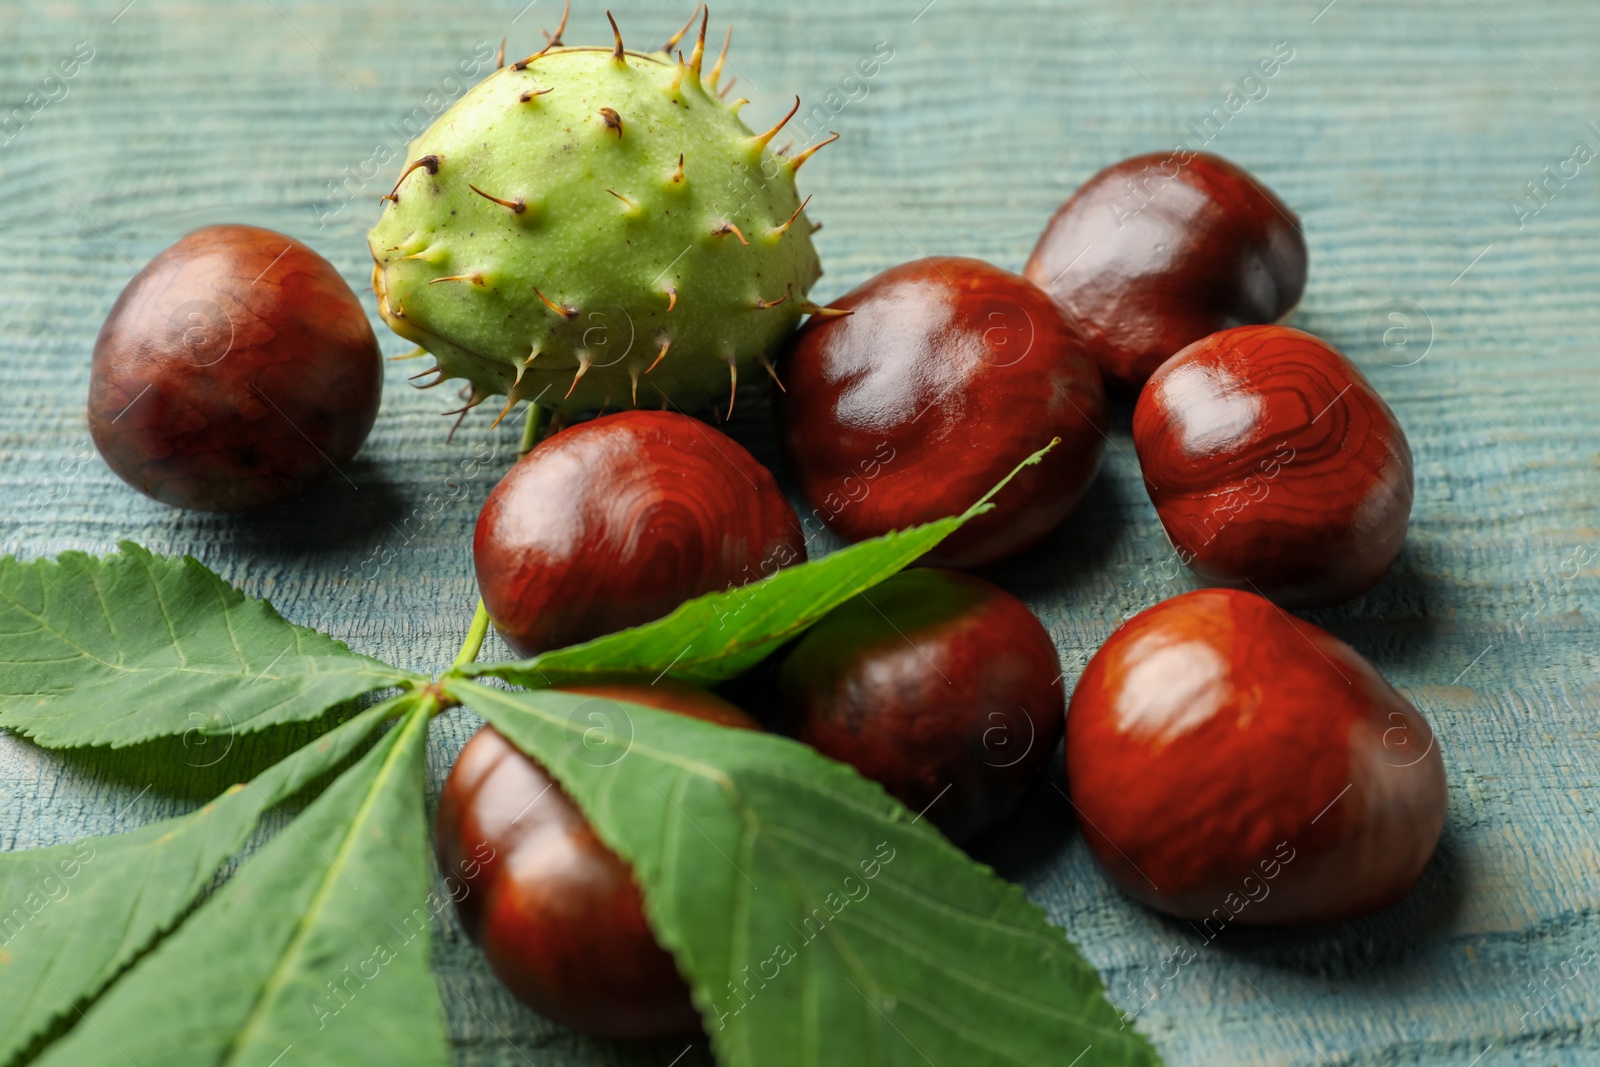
[368,44,822,418]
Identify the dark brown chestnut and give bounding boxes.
[778,568,1064,843]
[87,224,381,511]
[1024,152,1306,391]
[1065,587,1446,925]
[776,257,1106,568]
[436,680,759,1038]
[1133,324,1413,607]
[474,410,806,656]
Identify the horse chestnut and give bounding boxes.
[88,225,381,511]
[1133,324,1413,607]
[776,257,1106,567]
[474,410,806,656]
[779,568,1064,843]
[437,680,758,1038]
[1066,588,1446,924]
[1025,152,1307,391]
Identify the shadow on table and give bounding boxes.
[976,467,1130,594]
[200,453,412,558]
[966,748,1079,884]
[973,760,1467,987]
[1303,543,1459,677]
[1158,820,1469,978]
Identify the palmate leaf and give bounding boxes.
[0,698,401,1066]
[464,441,1057,689]
[0,542,421,747]
[32,703,447,1067]
[447,680,1160,1067]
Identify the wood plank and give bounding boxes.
[2,1,1596,1063]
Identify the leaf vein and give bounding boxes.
[135,553,185,668]
[209,569,250,673]
[219,707,424,1064]
[0,586,119,671]
[765,824,1063,951]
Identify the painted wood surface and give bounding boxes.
[2,1,1596,1063]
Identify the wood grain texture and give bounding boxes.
[1,1,1596,1064]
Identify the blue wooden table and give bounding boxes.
[2,1,1597,1063]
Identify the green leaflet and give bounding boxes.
[462,441,1056,689]
[0,698,400,1067]
[446,680,1160,1067]
[31,703,448,1067]
[0,542,421,748]
[0,436,1157,1067]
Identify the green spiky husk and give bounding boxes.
[368,41,822,420]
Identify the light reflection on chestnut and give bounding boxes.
[777,256,1105,568]
[1133,324,1413,607]
[1065,588,1447,925]
[1025,152,1306,392]
[88,225,381,511]
[474,410,806,656]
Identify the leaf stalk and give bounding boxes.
[519,401,545,457]
[453,599,492,669]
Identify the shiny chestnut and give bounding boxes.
[1025,152,1306,391]
[88,224,382,511]
[1066,588,1446,924]
[437,680,758,1038]
[776,257,1106,568]
[779,568,1064,843]
[1133,324,1413,607]
[474,410,805,656]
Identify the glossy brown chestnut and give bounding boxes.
[436,680,758,1038]
[474,410,806,656]
[87,224,381,511]
[1133,324,1413,607]
[1025,152,1307,391]
[1066,588,1446,924]
[778,568,1064,843]
[776,257,1106,568]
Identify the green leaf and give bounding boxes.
[0,542,421,748]
[446,679,1161,1067]
[0,697,400,1067]
[464,442,1056,689]
[31,703,448,1067]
